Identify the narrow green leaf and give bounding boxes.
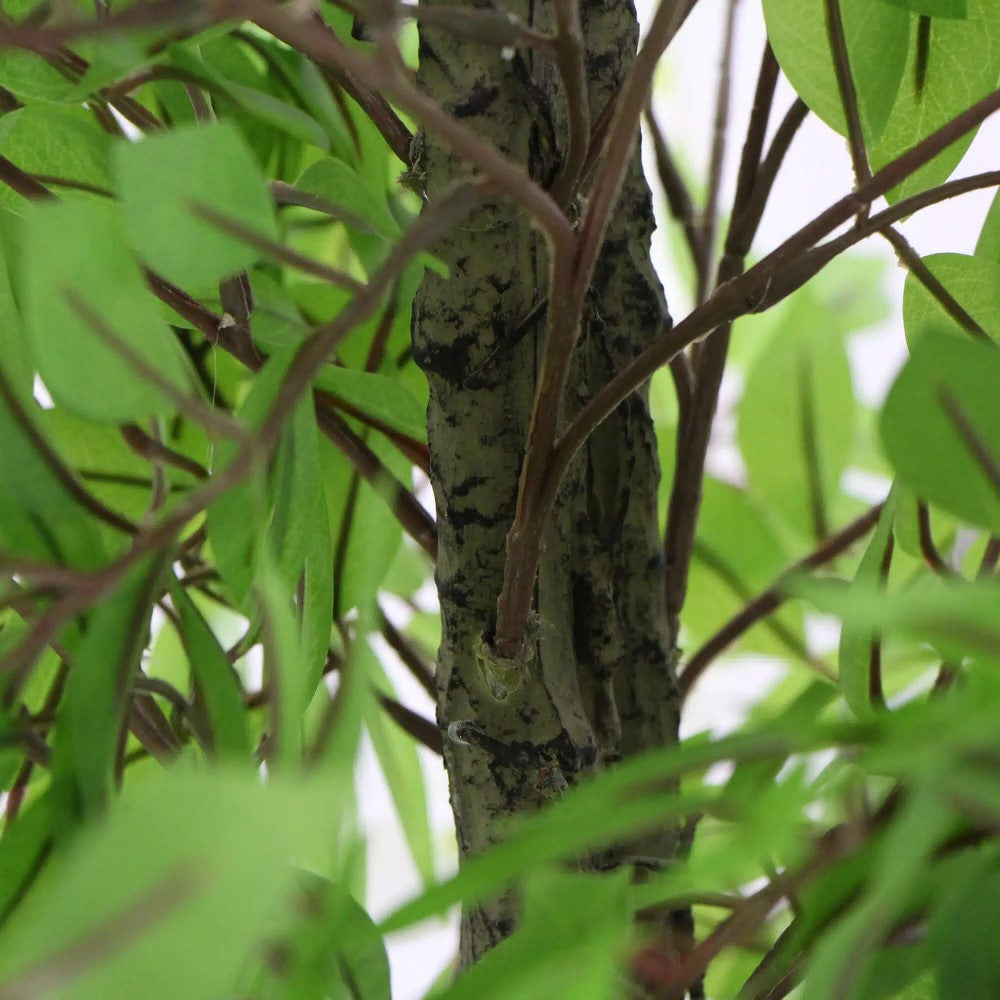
[871,0,1000,202]
[51,554,168,818]
[738,291,857,542]
[169,581,251,761]
[315,366,427,442]
[114,121,278,289]
[879,0,967,16]
[902,253,1000,346]
[763,0,910,143]
[366,654,435,886]
[880,326,1000,533]
[296,157,400,239]
[301,485,335,696]
[19,199,192,423]
[839,495,896,717]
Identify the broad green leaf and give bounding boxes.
[277,875,391,1000]
[114,121,278,288]
[51,555,168,818]
[0,50,82,104]
[19,199,192,423]
[975,188,1000,264]
[930,852,1000,1000]
[0,105,111,212]
[685,479,806,661]
[167,43,330,150]
[169,581,251,761]
[880,0,967,15]
[902,253,1000,346]
[762,0,910,143]
[436,869,631,1000]
[871,0,1000,202]
[316,366,427,442]
[0,382,106,569]
[839,495,896,717]
[366,653,435,887]
[0,769,322,1000]
[738,290,857,542]
[0,790,57,928]
[880,327,1000,533]
[296,157,400,239]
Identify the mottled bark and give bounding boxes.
[411,0,681,970]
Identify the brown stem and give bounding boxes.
[550,0,590,207]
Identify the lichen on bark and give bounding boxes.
[411,0,682,970]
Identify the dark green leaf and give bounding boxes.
[169,581,250,761]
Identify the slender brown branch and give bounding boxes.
[377,693,443,755]
[550,0,590,207]
[553,91,1000,489]
[120,426,208,481]
[697,0,740,304]
[644,106,704,278]
[378,606,437,701]
[939,389,1000,494]
[679,502,885,700]
[916,501,952,576]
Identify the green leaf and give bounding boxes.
[0,770,323,1000]
[114,121,278,289]
[685,479,806,661]
[167,43,330,150]
[880,327,1000,533]
[366,652,435,887]
[902,253,1000,346]
[169,582,251,761]
[879,0,967,16]
[51,555,168,819]
[839,495,896,717]
[762,0,910,144]
[0,105,111,212]
[738,290,857,542]
[296,157,401,239]
[0,789,57,928]
[0,50,82,104]
[974,188,1000,264]
[0,382,106,569]
[316,366,427,442]
[436,869,631,1000]
[301,482,335,697]
[18,199,192,423]
[930,852,1000,1000]
[871,0,1000,202]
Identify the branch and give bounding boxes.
[550,0,590,207]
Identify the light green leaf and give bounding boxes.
[880,0,967,15]
[366,653,435,887]
[738,290,857,542]
[169,582,251,762]
[19,199,192,423]
[436,869,631,1000]
[975,188,1000,264]
[296,157,400,239]
[763,0,910,143]
[0,50,82,104]
[902,253,1000,346]
[0,770,323,1000]
[114,121,278,288]
[839,494,896,717]
[0,105,111,212]
[871,0,1000,202]
[880,326,1000,533]
[316,366,427,443]
[302,482,335,697]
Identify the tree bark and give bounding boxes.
[412,0,681,970]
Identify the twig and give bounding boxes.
[378,606,437,701]
[550,0,590,207]
[377,693,443,755]
[916,501,952,576]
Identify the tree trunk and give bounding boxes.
[412,0,681,970]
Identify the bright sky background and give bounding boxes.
[364,4,1000,996]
